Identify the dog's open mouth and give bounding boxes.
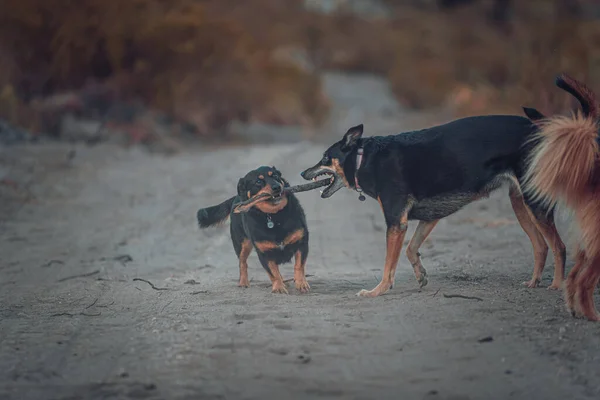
[270,191,284,204]
[311,172,335,185]
[301,168,343,199]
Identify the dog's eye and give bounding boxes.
[255,179,262,185]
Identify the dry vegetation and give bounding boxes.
[0,0,599,137]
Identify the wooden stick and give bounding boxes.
[233,179,330,213]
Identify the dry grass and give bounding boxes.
[1,0,599,136]
[0,0,330,134]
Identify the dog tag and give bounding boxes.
[267,215,275,229]
[358,194,366,201]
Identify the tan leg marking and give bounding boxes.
[294,250,310,293]
[254,229,304,254]
[406,220,439,288]
[508,189,548,288]
[254,241,279,253]
[330,159,350,187]
[358,212,409,298]
[267,261,288,294]
[534,218,566,290]
[565,248,586,316]
[238,239,252,287]
[574,254,600,321]
[284,229,304,245]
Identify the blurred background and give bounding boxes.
[1,0,599,149]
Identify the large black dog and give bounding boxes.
[197,166,310,294]
[301,115,567,297]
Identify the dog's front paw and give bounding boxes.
[238,279,250,288]
[357,289,378,298]
[295,279,311,293]
[523,278,540,288]
[547,280,562,290]
[271,281,289,294]
[356,282,391,298]
[417,273,428,288]
[413,264,428,288]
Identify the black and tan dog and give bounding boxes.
[301,116,567,297]
[197,166,310,294]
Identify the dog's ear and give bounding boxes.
[341,124,364,151]
[522,107,546,122]
[237,178,247,199]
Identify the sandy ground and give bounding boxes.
[1,73,600,400]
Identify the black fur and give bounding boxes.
[522,107,546,121]
[197,196,236,228]
[302,116,549,215]
[197,166,309,291]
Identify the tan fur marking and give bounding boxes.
[254,193,288,214]
[565,248,586,314]
[406,220,438,286]
[255,241,279,253]
[377,197,384,212]
[509,188,549,288]
[358,210,410,298]
[268,171,273,176]
[294,250,310,293]
[331,159,350,187]
[238,239,252,287]
[254,229,305,254]
[284,229,304,245]
[259,175,264,179]
[267,261,288,294]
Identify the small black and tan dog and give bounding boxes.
[301,116,567,298]
[197,166,310,294]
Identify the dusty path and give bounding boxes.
[1,73,600,400]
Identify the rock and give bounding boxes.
[59,114,104,144]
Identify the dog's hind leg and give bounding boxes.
[406,220,439,288]
[565,248,586,316]
[574,255,600,321]
[526,206,567,290]
[508,187,549,288]
[237,239,253,288]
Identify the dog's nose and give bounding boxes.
[300,171,306,179]
[272,182,282,194]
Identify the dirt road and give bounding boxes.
[1,73,599,400]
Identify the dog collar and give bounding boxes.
[355,147,366,201]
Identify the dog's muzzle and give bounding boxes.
[300,165,344,199]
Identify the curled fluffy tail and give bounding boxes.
[524,74,600,207]
[197,196,236,228]
[524,114,599,207]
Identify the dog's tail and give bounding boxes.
[524,74,599,207]
[197,196,237,228]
